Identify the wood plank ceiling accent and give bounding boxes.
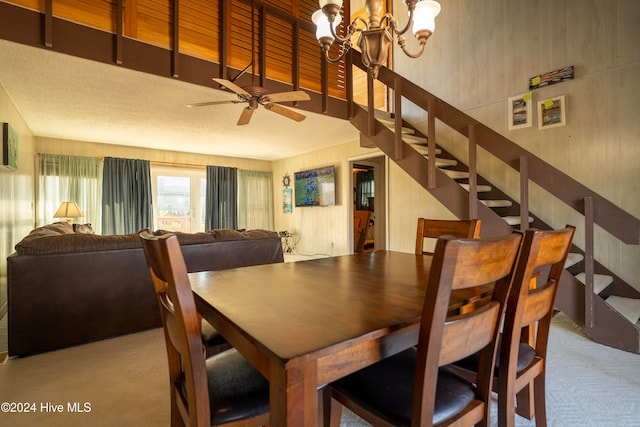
[8,0,347,98]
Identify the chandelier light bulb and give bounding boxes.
[312,9,342,42]
[412,0,441,36]
[319,0,343,8]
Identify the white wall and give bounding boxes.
[0,84,36,308]
[393,0,640,290]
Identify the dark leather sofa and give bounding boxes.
[7,223,284,357]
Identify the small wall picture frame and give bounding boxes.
[282,188,292,213]
[537,95,566,129]
[508,92,532,130]
[2,122,18,170]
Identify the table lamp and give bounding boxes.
[54,201,84,224]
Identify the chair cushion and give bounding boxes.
[332,348,476,426]
[201,320,228,348]
[205,349,270,425]
[454,338,536,374]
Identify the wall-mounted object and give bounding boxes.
[529,65,574,90]
[2,122,18,170]
[508,92,533,130]
[283,188,292,213]
[538,95,566,129]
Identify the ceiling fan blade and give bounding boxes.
[213,78,251,97]
[186,100,240,108]
[265,90,311,103]
[264,103,306,122]
[237,107,255,125]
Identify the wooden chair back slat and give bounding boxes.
[412,233,522,425]
[140,230,211,427]
[415,218,481,255]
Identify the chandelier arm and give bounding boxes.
[323,43,351,63]
[397,37,427,59]
[390,9,415,36]
[329,20,359,44]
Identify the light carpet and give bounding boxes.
[0,313,638,426]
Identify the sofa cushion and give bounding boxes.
[73,223,95,234]
[15,233,142,255]
[14,228,279,256]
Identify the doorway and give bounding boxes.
[350,156,386,253]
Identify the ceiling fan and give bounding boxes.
[186,0,309,125]
[187,78,311,125]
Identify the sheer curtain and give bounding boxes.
[355,170,375,211]
[238,170,274,230]
[38,153,103,232]
[205,166,237,230]
[102,157,153,235]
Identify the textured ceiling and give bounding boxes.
[0,39,358,161]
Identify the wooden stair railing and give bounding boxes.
[347,51,640,354]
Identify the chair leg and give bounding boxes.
[533,374,547,427]
[321,387,342,427]
[515,380,535,419]
[498,377,517,427]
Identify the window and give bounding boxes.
[151,166,206,233]
[38,154,103,232]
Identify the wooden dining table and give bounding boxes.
[189,250,456,426]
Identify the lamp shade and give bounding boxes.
[54,201,84,218]
[412,0,441,35]
[312,9,342,42]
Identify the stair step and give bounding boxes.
[402,134,427,144]
[576,272,613,295]
[502,215,534,226]
[442,170,469,180]
[564,252,584,269]
[380,120,415,134]
[422,157,457,168]
[459,183,492,192]
[480,199,512,208]
[605,296,640,325]
[411,145,442,156]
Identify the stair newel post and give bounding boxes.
[519,155,530,232]
[393,76,403,160]
[427,96,436,189]
[367,72,375,136]
[467,124,478,218]
[585,196,595,329]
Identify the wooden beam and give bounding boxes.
[116,0,123,64]
[44,0,53,47]
[172,0,179,77]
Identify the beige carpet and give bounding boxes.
[0,313,638,426]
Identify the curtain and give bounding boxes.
[355,170,375,211]
[205,166,237,230]
[238,170,274,230]
[38,153,103,232]
[102,157,153,235]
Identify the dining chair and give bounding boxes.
[451,226,575,427]
[414,218,481,255]
[415,218,487,315]
[140,230,269,427]
[324,232,523,427]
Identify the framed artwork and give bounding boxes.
[537,95,566,129]
[2,122,18,170]
[508,92,532,130]
[529,65,574,90]
[282,188,292,213]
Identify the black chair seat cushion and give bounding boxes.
[454,338,536,374]
[331,348,476,426]
[201,319,229,348]
[202,349,269,425]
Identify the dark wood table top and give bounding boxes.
[189,251,439,425]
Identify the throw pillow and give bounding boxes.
[73,223,95,234]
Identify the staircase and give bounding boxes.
[345,53,640,354]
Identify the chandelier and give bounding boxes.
[312,0,441,78]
